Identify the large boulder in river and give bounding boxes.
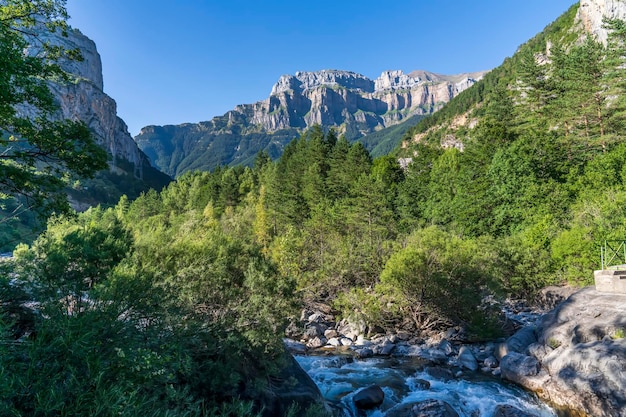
[385,399,459,417]
[353,385,385,410]
[500,287,626,417]
[262,353,329,417]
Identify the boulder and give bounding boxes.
[500,352,540,384]
[438,339,454,356]
[484,355,498,368]
[356,347,374,359]
[385,399,459,417]
[457,346,478,371]
[307,336,326,349]
[496,326,537,360]
[494,404,538,417]
[324,329,338,339]
[412,378,431,390]
[501,287,626,417]
[262,353,329,417]
[353,385,384,410]
[283,338,307,355]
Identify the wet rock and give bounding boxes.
[413,378,430,390]
[425,366,454,381]
[373,340,396,356]
[484,355,498,368]
[262,353,328,417]
[353,385,384,410]
[356,347,374,359]
[457,346,478,371]
[494,404,539,417]
[283,338,307,355]
[385,399,459,417]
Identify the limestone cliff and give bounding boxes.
[26,26,162,179]
[136,69,486,177]
[577,0,626,44]
[219,68,485,137]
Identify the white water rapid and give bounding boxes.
[296,355,557,417]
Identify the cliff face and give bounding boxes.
[26,26,155,175]
[222,68,485,136]
[577,0,626,43]
[136,69,486,177]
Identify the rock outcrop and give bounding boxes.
[500,287,626,417]
[135,68,486,177]
[578,0,626,44]
[24,26,166,181]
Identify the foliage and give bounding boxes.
[0,0,108,217]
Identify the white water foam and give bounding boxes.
[296,355,557,417]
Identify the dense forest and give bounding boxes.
[3,0,626,416]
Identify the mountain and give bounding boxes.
[135,69,487,177]
[0,24,172,251]
[398,0,626,159]
[26,26,171,207]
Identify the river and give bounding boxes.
[296,354,557,417]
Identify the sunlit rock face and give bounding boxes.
[25,26,147,172]
[578,0,626,44]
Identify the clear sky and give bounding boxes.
[66,0,577,136]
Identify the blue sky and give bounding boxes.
[66,0,577,136]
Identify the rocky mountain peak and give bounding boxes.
[26,26,104,90]
[374,70,422,91]
[578,0,626,44]
[271,69,375,95]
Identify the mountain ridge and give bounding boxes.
[135,68,486,177]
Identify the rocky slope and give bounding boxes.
[25,26,170,196]
[135,69,486,177]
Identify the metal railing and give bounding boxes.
[600,240,626,270]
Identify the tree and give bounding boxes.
[0,0,107,216]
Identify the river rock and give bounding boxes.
[374,340,396,356]
[340,337,353,346]
[353,385,385,410]
[501,287,626,417]
[283,338,307,355]
[307,336,326,349]
[494,404,538,417]
[438,339,455,356]
[385,399,459,417]
[327,337,341,347]
[356,347,374,359]
[496,326,537,360]
[484,355,498,368]
[425,366,454,381]
[324,329,338,339]
[262,353,329,417]
[457,346,478,371]
[500,352,540,383]
[413,378,431,390]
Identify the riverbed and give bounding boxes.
[296,355,557,417]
